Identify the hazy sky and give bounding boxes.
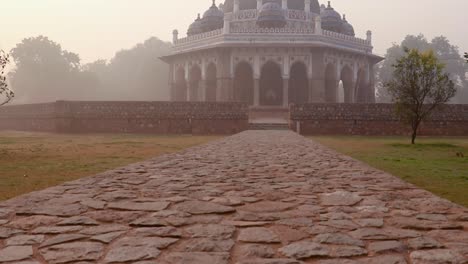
[1,0,467,63]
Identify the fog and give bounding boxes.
[1,0,467,103]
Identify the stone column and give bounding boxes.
[217,48,233,102]
[309,50,326,102]
[234,0,240,12]
[257,0,263,10]
[305,0,311,13]
[199,80,207,102]
[315,16,322,35]
[282,0,287,9]
[368,65,376,103]
[254,79,260,107]
[223,13,230,34]
[283,78,289,107]
[172,30,178,44]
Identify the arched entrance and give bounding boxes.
[325,63,337,103]
[289,62,309,104]
[260,61,283,106]
[174,68,187,101]
[189,65,202,101]
[340,66,354,103]
[233,61,254,105]
[206,63,217,102]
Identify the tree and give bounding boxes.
[9,36,98,103]
[465,52,468,63]
[84,37,172,101]
[0,50,14,106]
[376,35,467,104]
[385,48,456,144]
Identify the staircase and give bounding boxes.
[249,123,290,130]
[248,107,291,131]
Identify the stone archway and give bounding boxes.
[174,67,187,101]
[289,62,309,104]
[260,61,283,106]
[325,63,337,103]
[233,61,254,105]
[340,65,354,103]
[206,63,217,102]
[189,65,202,102]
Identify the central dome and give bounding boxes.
[202,0,225,31]
[257,1,286,28]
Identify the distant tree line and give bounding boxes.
[7,36,171,104]
[376,34,468,104]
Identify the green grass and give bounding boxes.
[312,136,468,207]
[0,132,220,201]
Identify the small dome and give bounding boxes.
[321,1,342,33]
[202,0,225,31]
[187,14,204,36]
[341,14,355,36]
[257,1,286,28]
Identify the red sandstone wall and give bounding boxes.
[0,101,249,135]
[290,103,468,136]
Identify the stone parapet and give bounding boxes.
[290,103,468,136]
[0,101,249,135]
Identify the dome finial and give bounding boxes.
[328,1,331,8]
[212,0,216,7]
[343,14,346,21]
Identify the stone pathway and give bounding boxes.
[0,131,467,264]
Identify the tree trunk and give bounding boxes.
[411,131,417,145]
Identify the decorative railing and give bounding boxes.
[232,9,258,20]
[230,26,314,34]
[175,29,223,45]
[322,30,371,46]
[287,10,312,21]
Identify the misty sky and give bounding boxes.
[1,0,467,63]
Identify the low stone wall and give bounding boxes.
[0,101,249,135]
[290,103,468,136]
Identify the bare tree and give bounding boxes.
[385,48,456,144]
[0,50,14,106]
[465,52,468,63]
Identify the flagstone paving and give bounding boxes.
[0,131,467,263]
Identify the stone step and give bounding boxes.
[249,123,290,130]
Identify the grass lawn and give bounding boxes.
[0,131,220,201]
[313,136,468,207]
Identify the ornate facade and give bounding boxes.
[162,0,383,108]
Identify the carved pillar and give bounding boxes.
[257,0,262,10]
[305,0,311,13]
[310,50,326,102]
[254,78,260,107]
[234,0,240,12]
[283,78,289,107]
[315,16,322,35]
[282,0,287,9]
[217,48,233,102]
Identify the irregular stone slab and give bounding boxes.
[320,191,362,206]
[17,203,87,217]
[222,220,270,227]
[104,244,160,263]
[331,245,367,258]
[360,255,408,264]
[175,201,235,215]
[279,241,330,259]
[313,233,365,247]
[32,225,82,234]
[91,231,126,243]
[6,235,45,246]
[407,236,444,250]
[0,227,23,238]
[236,259,302,264]
[186,224,236,239]
[40,234,88,248]
[389,217,463,230]
[238,227,280,243]
[130,217,167,227]
[239,201,296,213]
[368,240,406,254]
[163,252,230,264]
[108,201,170,212]
[178,238,235,252]
[133,227,182,237]
[7,215,61,229]
[355,218,384,228]
[57,216,99,226]
[0,246,33,262]
[80,224,129,235]
[39,242,104,264]
[239,244,276,258]
[410,249,465,264]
